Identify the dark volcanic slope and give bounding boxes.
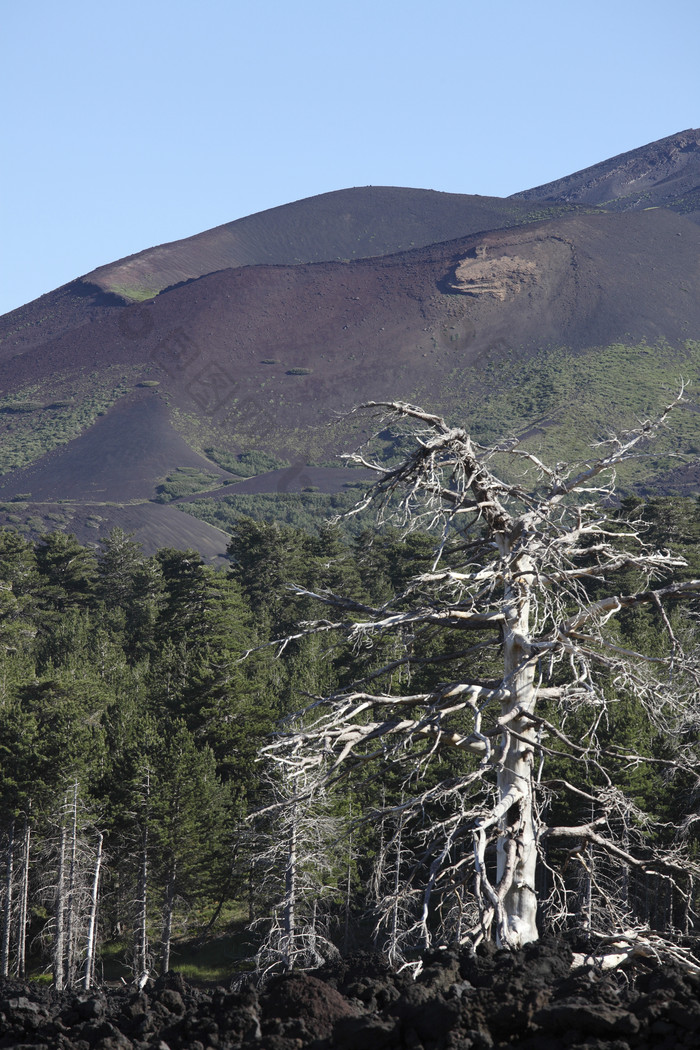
[513,127,700,221]
[0,500,232,562]
[82,186,578,301]
[3,939,700,1050]
[0,390,227,502]
[2,207,700,456]
[0,187,576,363]
[2,132,700,555]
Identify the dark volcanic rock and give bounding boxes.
[261,971,361,1040]
[2,940,700,1048]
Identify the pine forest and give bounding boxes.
[0,428,699,986]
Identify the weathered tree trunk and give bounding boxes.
[64,782,79,987]
[17,818,30,979]
[135,822,149,980]
[388,814,404,966]
[84,831,103,991]
[260,397,700,965]
[371,791,387,949]
[54,824,67,990]
[160,861,176,975]
[282,799,297,970]
[495,545,538,947]
[1,821,15,977]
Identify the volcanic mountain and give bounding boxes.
[511,126,700,219]
[0,128,699,557]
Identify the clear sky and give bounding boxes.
[2,0,698,316]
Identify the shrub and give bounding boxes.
[0,402,41,413]
[204,448,290,478]
[154,468,220,503]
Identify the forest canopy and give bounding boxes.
[0,456,697,984]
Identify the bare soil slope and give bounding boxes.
[513,127,700,221]
[83,187,578,301]
[5,206,699,442]
[0,390,227,503]
[1,131,700,554]
[5,208,700,422]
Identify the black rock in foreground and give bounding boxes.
[1,938,700,1048]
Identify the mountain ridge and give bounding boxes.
[82,187,583,303]
[1,130,699,557]
[512,127,700,218]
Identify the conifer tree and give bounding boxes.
[149,723,230,973]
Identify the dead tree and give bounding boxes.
[42,782,105,989]
[0,813,30,980]
[0,820,15,977]
[84,831,104,990]
[369,801,424,967]
[262,395,700,957]
[132,768,152,987]
[16,816,30,979]
[250,765,342,977]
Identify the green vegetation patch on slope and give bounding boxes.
[172,339,698,537]
[155,467,226,503]
[108,282,163,302]
[0,367,141,475]
[452,339,700,491]
[180,490,376,536]
[204,447,290,477]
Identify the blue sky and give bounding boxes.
[2,0,698,316]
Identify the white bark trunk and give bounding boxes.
[17,819,30,979]
[496,547,538,947]
[283,800,297,970]
[160,861,176,975]
[136,826,149,979]
[84,832,103,990]
[135,770,150,983]
[389,815,403,966]
[65,782,79,987]
[1,821,14,977]
[54,824,67,990]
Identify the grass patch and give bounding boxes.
[109,283,160,302]
[204,447,290,477]
[180,490,376,536]
[168,931,256,982]
[155,468,222,503]
[0,367,139,476]
[434,338,700,492]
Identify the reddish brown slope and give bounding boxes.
[0,186,574,365]
[1,201,699,555]
[2,207,700,452]
[83,186,576,301]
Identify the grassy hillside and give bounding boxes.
[0,366,138,475]
[448,339,700,492]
